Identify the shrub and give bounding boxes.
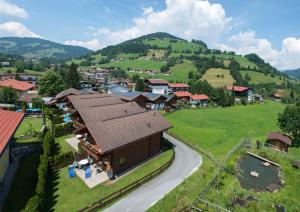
[54,122,73,137]
[241,98,248,105]
[49,151,73,166]
[22,130,53,211]
[21,195,40,212]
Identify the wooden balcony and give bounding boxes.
[78,140,101,161]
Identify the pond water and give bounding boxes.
[238,153,281,191]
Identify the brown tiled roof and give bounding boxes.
[86,110,171,153]
[54,88,82,100]
[68,93,124,109]
[266,132,292,146]
[68,94,172,153]
[145,79,169,85]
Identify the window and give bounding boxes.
[119,157,125,165]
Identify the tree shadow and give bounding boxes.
[44,169,60,212]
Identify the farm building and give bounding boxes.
[144,79,169,95]
[0,79,35,97]
[168,83,190,93]
[67,93,172,176]
[0,110,24,182]
[174,91,192,101]
[266,132,292,152]
[227,86,253,102]
[190,94,209,106]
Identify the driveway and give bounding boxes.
[104,133,202,212]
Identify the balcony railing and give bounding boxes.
[78,140,101,161]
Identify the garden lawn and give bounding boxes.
[3,153,40,212]
[202,68,235,87]
[45,148,173,212]
[15,117,43,143]
[165,102,285,160]
[55,134,76,154]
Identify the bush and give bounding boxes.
[54,122,73,137]
[49,151,73,166]
[22,130,53,211]
[21,195,40,212]
[241,98,248,105]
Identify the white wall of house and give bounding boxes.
[150,85,168,95]
[0,145,9,182]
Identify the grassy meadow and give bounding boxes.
[241,70,285,85]
[165,102,284,160]
[202,68,235,87]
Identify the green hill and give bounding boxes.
[0,37,92,60]
[73,32,294,85]
[284,69,300,80]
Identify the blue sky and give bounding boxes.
[1,0,300,69]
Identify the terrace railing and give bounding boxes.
[77,148,175,212]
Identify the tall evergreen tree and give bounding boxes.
[135,79,145,92]
[65,63,81,89]
[38,71,65,96]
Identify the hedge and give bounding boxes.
[54,122,73,137]
[49,151,74,168]
[22,130,54,212]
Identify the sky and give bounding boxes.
[0,0,300,70]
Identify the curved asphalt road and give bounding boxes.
[104,133,202,212]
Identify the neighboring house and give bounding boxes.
[227,86,253,102]
[271,92,283,102]
[0,79,35,97]
[67,94,171,176]
[0,73,15,81]
[111,90,148,108]
[18,74,39,87]
[47,88,83,108]
[0,62,10,67]
[174,91,192,101]
[144,79,169,95]
[190,94,209,106]
[266,132,292,152]
[106,84,129,94]
[0,110,24,182]
[79,81,96,93]
[168,83,190,93]
[142,92,167,109]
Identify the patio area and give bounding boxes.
[74,164,110,188]
[66,137,79,151]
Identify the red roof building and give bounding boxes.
[0,110,24,153]
[227,86,249,92]
[168,83,190,93]
[0,110,24,181]
[0,79,35,92]
[190,94,209,101]
[174,91,192,101]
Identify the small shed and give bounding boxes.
[266,132,292,152]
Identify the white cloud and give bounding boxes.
[64,39,102,50]
[216,31,300,70]
[0,21,42,38]
[88,0,231,47]
[0,0,28,18]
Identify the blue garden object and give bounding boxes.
[68,166,76,178]
[85,166,91,179]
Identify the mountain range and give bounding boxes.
[0,37,92,60]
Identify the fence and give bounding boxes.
[77,148,175,212]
